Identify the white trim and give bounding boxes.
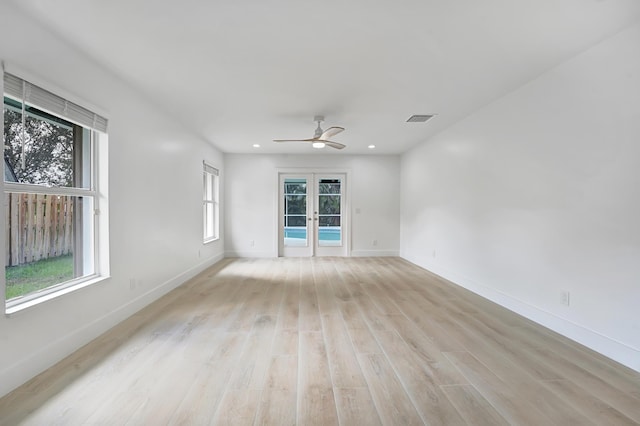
[402,255,640,373]
[224,250,275,258]
[273,171,280,257]
[1,70,5,307]
[314,173,348,257]
[350,250,400,257]
[5,275,108,316]
[3,125,106,312]
[275,168,352,258]
[4,182,95,197]
[203,163,219,242]
[95,132,110,280]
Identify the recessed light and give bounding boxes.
[252,144,260,148]
[368,144,376,149]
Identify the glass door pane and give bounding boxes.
[283,178,308,247]
[317,178,342,247]
[280,172,346,257]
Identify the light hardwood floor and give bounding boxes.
[1,257,639,425]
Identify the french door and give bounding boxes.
[279,173,347,257]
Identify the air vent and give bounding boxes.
[406,114,435,123]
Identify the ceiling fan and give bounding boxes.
[274,115,345,150]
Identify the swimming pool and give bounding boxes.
[284,226,341,241]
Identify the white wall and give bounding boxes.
[401,23,640,371]
[0,2,224,397]
[224,154,400,257]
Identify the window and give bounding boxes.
[3,72,108,311]
[203,162,219,242]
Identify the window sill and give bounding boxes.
[5,275,110,316]
[203,237,219,245]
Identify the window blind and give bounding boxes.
[203,162,219,176]
[3,72,108,133]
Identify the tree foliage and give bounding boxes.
[3,108,74,187]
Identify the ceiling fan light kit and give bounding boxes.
[274,115,346,150]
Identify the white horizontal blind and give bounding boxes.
[203,162,219,176]
[3,72,108,133]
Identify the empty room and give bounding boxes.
[1,1,639,424]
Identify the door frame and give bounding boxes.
[279,173,314,258]
[276,168,351,257]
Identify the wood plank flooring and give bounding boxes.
[1,257,639,425]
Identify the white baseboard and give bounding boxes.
[225,250,400,258]
[0,253,224,398]
[402,255,640,373]
[225,250,276,258]
[350,250,399,257]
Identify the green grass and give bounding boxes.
[5,254,74,300]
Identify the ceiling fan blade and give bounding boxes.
[320,126,345,140]
[323,140,346,150]
[273,138,315,143]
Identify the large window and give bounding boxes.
[203,162,219,242]
[3,72,107,310]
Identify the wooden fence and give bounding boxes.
[5,193,74,267]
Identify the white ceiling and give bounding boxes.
[11,0,640,155]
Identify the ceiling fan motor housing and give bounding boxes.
[313,115,325,137]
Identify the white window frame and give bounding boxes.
[2,71,109,314]
[203,162,219,243]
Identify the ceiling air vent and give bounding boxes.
[406,114,435,123]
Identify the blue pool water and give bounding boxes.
[285,227,340,241]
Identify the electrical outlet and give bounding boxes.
[129,278,136,291]
[561,291,570,306]
[432,250,436,258]
[250,240,255,247]
[372,239,378,246]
